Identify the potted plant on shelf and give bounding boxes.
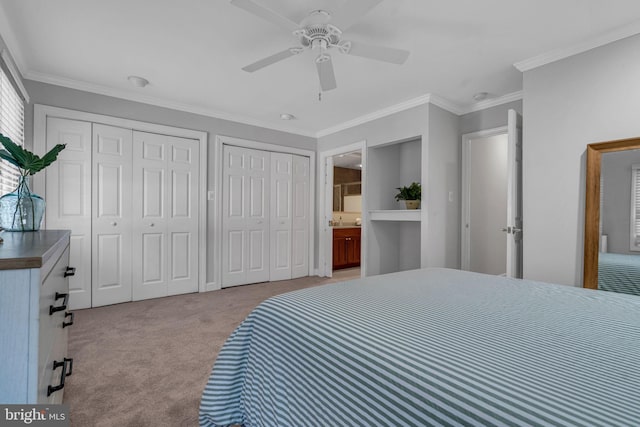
[0,133,65,231]
[395,182,421,209]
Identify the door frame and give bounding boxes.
[318,141,367,277]
[460,126,507,271]
[32,104,209,292]
[214,135,315,287]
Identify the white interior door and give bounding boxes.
[222,145,270,287]
[132,131,168,300]
[291,155,310,279]
[92,124,133,307]
[270,152,292,281]
[506,109,523,278]
[45,118,92,310]
[132,132,199,300]
[166,134,199,295]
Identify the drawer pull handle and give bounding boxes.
[64,267,76,277]
[49,292,69,315]
[47,357,73,396]
[63,311,74,328]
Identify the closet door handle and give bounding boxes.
[49,292,68,315]
[64,266,76,277]
[149,223,155,227]
[111,221,117,226]
[47,358,73,396]
[63,311,74,328]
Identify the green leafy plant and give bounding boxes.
[0,133,65,230]
[394,182,421,201]
[0,133,65,175]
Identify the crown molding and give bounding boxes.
[316,93,467,138]
[23,70,318,138]
[514,20,640,72]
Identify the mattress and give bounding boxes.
[598,252,640,296]
[200,268,640,427]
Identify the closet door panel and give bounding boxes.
[292,155,310,278]
[244,150,270,284]
[222,145,270,287]
[92,124,133,307]
[222,145,248,286]
[45,118,92,309]
[166,135,199,295]
[269,152,292,281]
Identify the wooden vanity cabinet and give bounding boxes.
[333,227,361,270]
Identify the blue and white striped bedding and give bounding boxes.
[200,268,640,427]
[598,252,640,296]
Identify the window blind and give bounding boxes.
[0,64,24,196]
[631,164,640,251]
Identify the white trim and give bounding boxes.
[318,141,367,278]
[462,91,523,114]
[514,20,640,72]
[32,104,210,293]
[0,50,29,103]
[460,126,508,271]
[316,94,467,138]
[215,135,316,285]
[24,70,317,138]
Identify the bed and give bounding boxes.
[200,268,640,427]
[598,252,640,296]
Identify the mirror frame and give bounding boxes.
[584,137,640,289]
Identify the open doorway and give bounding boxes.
[461,109,523,278]
[319,141,366,279]
[331,151,363,280]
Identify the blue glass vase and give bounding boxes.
[0,176,45,231]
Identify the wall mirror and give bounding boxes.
[584,137,640,292]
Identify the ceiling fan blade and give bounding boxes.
[230,0,298,32]
[331,0,383,30]
[342,40,410,64]
[242,48,300,72]
[316,55,337,92]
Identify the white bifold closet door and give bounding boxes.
[45,118,200,308]
[45,118,93,310]
[291,154,310,279]
[222,145,309,287]
[222,145,270,287]
[92,124,134,307]
[132,131,199,301]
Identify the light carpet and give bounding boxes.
[64,269,360,427]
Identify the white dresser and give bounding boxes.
[0,230,74,404]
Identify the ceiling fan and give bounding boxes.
[231,0,410,91]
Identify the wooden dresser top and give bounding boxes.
[0,230,71,270]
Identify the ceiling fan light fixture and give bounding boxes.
[280,113,296,120]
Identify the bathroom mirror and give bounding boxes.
[332,151,362,213]
[584,137,640,290]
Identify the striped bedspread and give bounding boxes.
[200,268,640,427]
[598,252,640,296]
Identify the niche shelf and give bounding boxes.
[369,209,421,222]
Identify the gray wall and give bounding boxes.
[318,102,461,271]
[523,34,640,286]
[601,149,640,254]
[460,100,523,135]
[23,80,316,283]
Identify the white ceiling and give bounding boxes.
[2,0,640,137]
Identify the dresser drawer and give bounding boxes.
[38,244,71,403]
